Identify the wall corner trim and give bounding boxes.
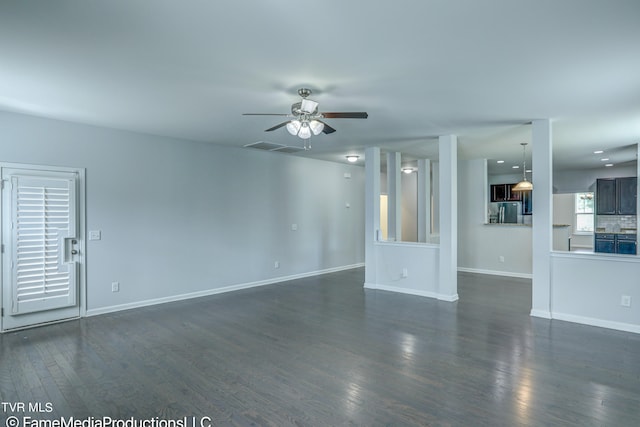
[530,309,552,319]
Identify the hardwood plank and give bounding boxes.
[1,268,638,426]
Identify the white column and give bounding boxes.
[417,159,432,243]
[531,119,553,318]
[364,147,381,287]
[439,135,458,301]
[387,152,402,241]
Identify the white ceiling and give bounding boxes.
[1,0,639,174]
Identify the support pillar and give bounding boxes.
[364,147,381,287]
[418,159,432,243]
[531,119,553,318]
[387,152,402,241]
[439,135,458,301]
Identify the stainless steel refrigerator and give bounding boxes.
[495,202,521,224]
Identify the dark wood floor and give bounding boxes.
[1,268,639,426]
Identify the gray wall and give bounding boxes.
[458,159,532,277]
[0,111,365,314]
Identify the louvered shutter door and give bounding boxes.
[10,175,77,315]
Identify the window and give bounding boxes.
[575,192,594,233]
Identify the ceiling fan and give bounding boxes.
[243,88,368,149]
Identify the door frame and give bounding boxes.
[0,162,87,332]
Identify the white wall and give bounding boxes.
[0,111,365,315]
[368,242,440,298]
[554,166,637,194]
[458,159,532,277]
[551,253,640,333]
[401,171,418,242]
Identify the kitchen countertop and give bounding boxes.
[484,223,571,227]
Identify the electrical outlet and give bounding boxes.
[274,261,280,269]
[402,268,408,278]
[621,295,631,307]
[111,281,119,292]
[499,256,505,263]
[89,230,101,241]
[291,223,298,231]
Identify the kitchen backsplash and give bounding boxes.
[596,215,637,232]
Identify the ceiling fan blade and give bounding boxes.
[319,121,336,134]
[322,112,368,119]
[265,121,290,132]
[243,113,289,116]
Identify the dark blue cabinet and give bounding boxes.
[596,179,617,215]
[595,234,615,253]
[596,177,637,215]
[595,233,637,254]
[616,234,637,254]
[617,177,637,215]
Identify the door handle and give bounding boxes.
[71,249,78,255]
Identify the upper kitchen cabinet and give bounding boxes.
[596,177,637,215]
[617,177,637,215]
[491,183,521,202]
[596,179,617,214]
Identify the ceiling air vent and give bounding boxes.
[244,141,305,153]
[272,146,305,153]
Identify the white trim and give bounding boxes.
[0,162,87,332]
[363,282,459,302]
[457,267,532,279]
[86,263,364,317]
[551,251,640,263]
[530,309,552,319]
[374,240,439,248]
[551,312,640,334]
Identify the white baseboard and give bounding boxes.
[364,283,459,302]
[530,309,552,319]
[551,312,640,334]
[457,267,532,279]
[86,263,364,317]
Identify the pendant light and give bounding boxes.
[512,142,533,192]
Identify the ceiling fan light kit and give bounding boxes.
[243,88,368,150]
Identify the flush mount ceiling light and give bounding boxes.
[346,155,360,163]
[512,143,533,192]
[401,167,415,174]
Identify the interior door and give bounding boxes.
[1,167,81,331]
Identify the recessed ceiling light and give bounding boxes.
[600,158,609,161]
[526,169,532,173]
[594,150,604,154]
[496,160,505,164]
[512,165,520,169]
[605,163,614,167]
